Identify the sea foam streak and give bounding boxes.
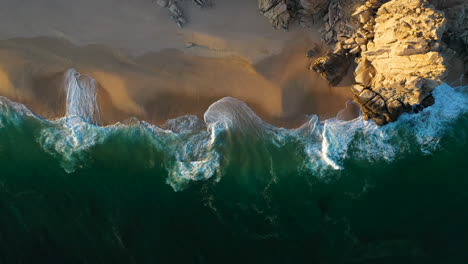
[0,68,466,191]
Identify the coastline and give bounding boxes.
[0,1,467,262]
[0,0,356,127]
[0,36,352,128]
[0,0,465,127]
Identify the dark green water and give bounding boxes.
[0,84,467,263]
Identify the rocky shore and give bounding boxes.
[261,0,467,125]
[350,0,446,125]
[309,0,467,125]
[157,0,467,125]
[257,0,466,125]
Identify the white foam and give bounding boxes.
[64,69,101,125]
[1,83,466,191]
[311,84,468,171]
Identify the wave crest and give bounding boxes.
[0,83,467,191]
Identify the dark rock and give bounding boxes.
[356,89,376,103]
[156,0,186,27]
[193,0,212,8]
[310,52,351,86]
[306,44,321,58]
[387,99,405,119]
[258,0,331,30]
[258,0,291,30]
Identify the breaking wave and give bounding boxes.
[0,77,466,191]
[1,69,468,263]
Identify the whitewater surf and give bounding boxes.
[0,69,467,263]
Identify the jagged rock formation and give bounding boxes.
[294,0,331,26]
[311,0,456,125]
[192,0,212,8]
[258,0,291,30]
[155,0,212,27]
[298,0,329,14]
[352,0,447,125]
[319,0,366,43]
[156,0,186,27]
[153,0,465,125]
[442,2,468,78]
[310,0,379,87]
[310,52,351,85]
[257,0,330,30]
[310,0,381,86]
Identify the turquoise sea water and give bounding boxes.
[0,80,467,263]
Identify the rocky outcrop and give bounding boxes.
[310,0,468,125]
[442,2,468,78]
[294,0,331,27]
[155,0,212,27]
[153,0,464,126]
[156,0,187,27]
[192,0,212,8]
[258,0,291,30]
[310,52,351,85]
[298,0,329,14]
[352,0,447,125]
[310,0,379,86]
[319,0,367,44]
[257,0,330,30]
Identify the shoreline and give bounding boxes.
[0,35,352,128]
[0,0,356,128]
[0,0,465,128]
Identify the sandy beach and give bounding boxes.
[0,0,352,127]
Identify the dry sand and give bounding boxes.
[0,0,294,59]
[0,0,353,127]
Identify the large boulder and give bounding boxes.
[310,52,351,86]
[258,0,291,30]
[155,0,187,27]
[257,0,330,30]
[352,0,447,125]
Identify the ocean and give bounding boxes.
[0,69,467,263]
